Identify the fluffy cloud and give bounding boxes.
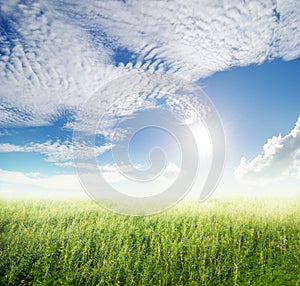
[0,0,300,128]
[234,116,300,182]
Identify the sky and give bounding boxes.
[0,0,300,202]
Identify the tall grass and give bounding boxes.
[1,198,300,285]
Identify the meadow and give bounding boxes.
[1,198,300,285]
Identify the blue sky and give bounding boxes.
[201,57,300,164]
[0,0,300,200]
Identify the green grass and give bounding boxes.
[1,198,300,285]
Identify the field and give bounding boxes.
[1,198,300,285]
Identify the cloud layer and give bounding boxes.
[0,0,300,127]
[235,116,300,182]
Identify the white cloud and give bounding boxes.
[0,168,86,199]
[56,0,299,79]
[0,162,180,199]
[0,168,80,190]
[0,140,112,166]
[71,72,211,155]
[0,0,300,128]
[0,0,124,127]
[234,116,300,182]
[276,0,300,60]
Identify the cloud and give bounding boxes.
[0,168,81,190]
[234,116,300,182]
[0,140,112,166]
[0,168,86,199]
[56,0,300,79]
[0,0,124,127]
[276,0,300,61]
[0,162,180,199]
[1,0,300,128]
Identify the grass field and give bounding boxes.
[1,198,300,285]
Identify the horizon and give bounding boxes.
[0,1,299,210]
